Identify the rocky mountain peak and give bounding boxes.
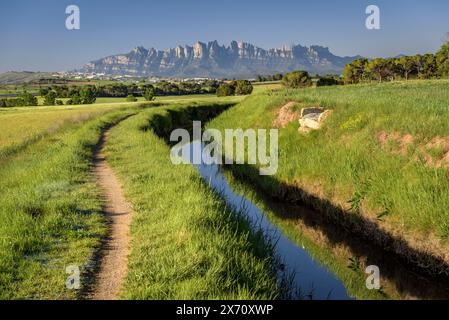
[82,40,361,78]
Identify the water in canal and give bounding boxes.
[182,141,352,300]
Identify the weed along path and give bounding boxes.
[90,127,132,300]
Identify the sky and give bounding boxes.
[0,0,448,73]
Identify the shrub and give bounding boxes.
[126,94,138,102]
[234,80,253,95]
[79,86,97,104]
[282,71,312,88]
[317,76,342,87]
[143,87,155,101]
[18,90,38,106]
[217,83,236,97]
[43,91,57,106]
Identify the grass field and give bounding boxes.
[0,102,147,158]
[0,108,139,299]
[0,95,283,299]
[208,80,449,271]
[3,80,448,299]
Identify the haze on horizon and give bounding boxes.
[0,0,448,73]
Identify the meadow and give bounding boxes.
[2,80,449,299]
[0,96,280,299]
[0,108,140,298]
[0,102,140,157]
[208,80,449,275]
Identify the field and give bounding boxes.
[1,80,449,300]
[208,80,449,275]
[0,94,281,299]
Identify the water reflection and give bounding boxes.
[181,141,352,300]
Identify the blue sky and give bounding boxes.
[0,0,448,72]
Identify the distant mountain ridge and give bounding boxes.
[82,40,361,78]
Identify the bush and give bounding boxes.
[79,86,97,104]
[18,91,38,106]
[234,80,253,95]
[126,94,138,102]
[56,100,64,105]
[43,91,57,106]
[143,87,155,101]
[217,83,236,97]
[316,76,342,87]
[282,71,312,88]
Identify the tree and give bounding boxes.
[79,86,97,104]
[282,70,312,88]
[317,76,342,87]
[396,56,418,80]
[217,83,236,97]
[366,58,393,82]
[436,37,449,77]
[39,87,50,97]
[126,94,137,102]
[416,54,437,79]
[234,80,253,95]
[343,64,357,84]
[43,91,57,105]
[67,92,81,105]
[143,86,155,101]
[18,90,38,106]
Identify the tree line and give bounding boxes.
[216,80,253,97]
[343,38,449,83]
[0,80,221,107]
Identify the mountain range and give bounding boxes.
[81,40,361,78]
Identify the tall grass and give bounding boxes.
[209,80,449,239]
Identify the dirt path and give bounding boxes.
[90,129,132,300]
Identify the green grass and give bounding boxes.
[0,108,139,299]
[209,80,449,235]
[207,80,449,281]
[0,102,148,158]
[0,97,282,299]
[104,103,281,299]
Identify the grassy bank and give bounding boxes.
[208,80,449,276]
[104,103,281,299]
[0,108,139,299]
